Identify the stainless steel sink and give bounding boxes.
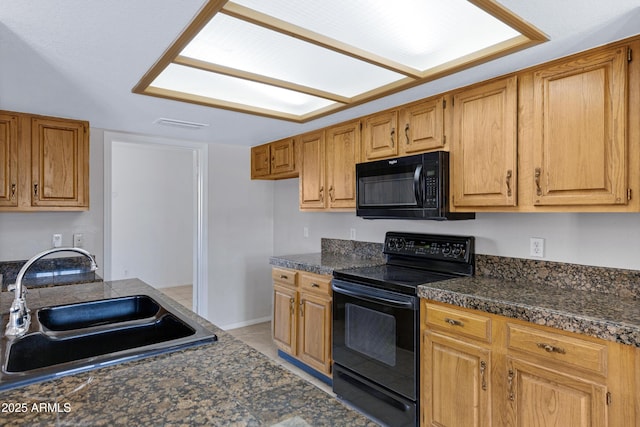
[0,294,217,391]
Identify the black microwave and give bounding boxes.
[356,151,474,220]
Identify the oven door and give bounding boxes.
[332,278,418,400]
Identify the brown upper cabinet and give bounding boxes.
[362,110,398,161]
[0,113,19,208]
[399,96,446,155]
[325,120,361,210]
[251,137,297,179]
[299,121,360,211]
[451,76,518,208]
[298,130,325,210]
[0,110,89,212]
[531,46,628,206]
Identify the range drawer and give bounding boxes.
[272,267,297,287]
[506,323,608,376]
[299,271,331,296]
[425,303,491,343]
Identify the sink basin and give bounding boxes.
[0,294,217,391]
[6,314,194,372]
[38,295,161,331]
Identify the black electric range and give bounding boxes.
[331,232,475,427]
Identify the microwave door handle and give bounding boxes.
[413,165,423,204]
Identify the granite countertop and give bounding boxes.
[0,279,376,426]
[270,252,386,275]
[418,276,640,347]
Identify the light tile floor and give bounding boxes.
[159,285,334,396]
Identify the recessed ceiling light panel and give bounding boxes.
[133,0,547,122]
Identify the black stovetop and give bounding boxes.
[332,232,475,296]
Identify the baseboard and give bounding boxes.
[220,315,271,331]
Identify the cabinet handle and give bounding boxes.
[536,342,566,354]
[444,317,464,327]
[480,361,487,391]
[10,183,16,199]
[319,186,324,202]
[310,283,320,288]
[280,275,288,280]
[405,123,410,144]
[534,168,542,196]
[506,170,512,197]
[507,369,515,401]
[289,297,295,315]
[299,300,304,317]
[329,185,335,202]
[390,128,395,147]
[33,183,38,197]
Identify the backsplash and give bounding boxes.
[477,255,640,299]
[321,238,384,261]
[0,255,101,291]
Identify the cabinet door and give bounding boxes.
[31,117,89,208]
[0,113,18,207]
[273,284,297,354]
[423,331,492,427]
[362,110,398,161]
[251,144,270,178]
[532,46,628,206]
[452,76,518,207]
[506,358,608,427]
[271,138,296,176]
[297,291,332,375]
[400,97,445,155]
[299,131,326,209]
[325,120,360,209]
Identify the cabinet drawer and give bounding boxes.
[506,323,607,375]
[425,303,491,343]
[272,268,297,287]
[299,272,331,295]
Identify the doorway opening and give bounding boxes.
[103,131,208,318]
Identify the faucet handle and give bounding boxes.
[7,283,16,292]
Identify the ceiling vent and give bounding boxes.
[153,118,210,129]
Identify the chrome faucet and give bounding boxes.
[5,247,98,338]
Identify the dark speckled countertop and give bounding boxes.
[0,279,376,426]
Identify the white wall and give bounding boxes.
[207,143,274,329]
[110,141,193,288]
[0,131,104,267]
[273,179,640,271]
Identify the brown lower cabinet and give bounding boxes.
[272,267,332,376]
[421,300,637,427]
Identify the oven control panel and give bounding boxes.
[384,232,473,263]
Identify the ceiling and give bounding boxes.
[1,1,640,147]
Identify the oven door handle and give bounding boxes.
[413,164,423,205]
[332,282,416,309]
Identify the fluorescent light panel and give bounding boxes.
[135,0,547,122]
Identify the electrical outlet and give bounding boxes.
[530,237,545,258]
[350,228,357,240]
[73,233,84,248]
[303,227,309,238]
[52,234,62,248]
